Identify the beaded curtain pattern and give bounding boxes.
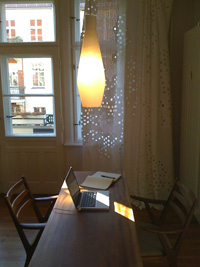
[81,0,126,172]
[124,0,174,203]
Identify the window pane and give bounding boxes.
[5,96,55,135]
[72,0,85,142]
[8,58,53,93]
[74,1,85,42]
[74,49,82,142]
[5,3,55,42]
[3,56,56,136]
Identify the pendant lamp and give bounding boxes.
[77,14,105,107]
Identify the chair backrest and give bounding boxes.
[159,179,197,256]
[5,177,40,251]
[159,179,197,226]
[5,177,35,220]
[167,179,197,226]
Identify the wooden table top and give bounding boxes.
[29,171,143,267]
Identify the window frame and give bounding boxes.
[0,0,60,138]
[1,54,56,137]
[70,0,85,144]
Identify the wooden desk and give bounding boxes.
[29,172,143,267]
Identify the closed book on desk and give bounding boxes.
[81,171,121,190]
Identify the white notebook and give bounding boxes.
[81,171,121,190]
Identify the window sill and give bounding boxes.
[64,142,83,147]
[5,135,56,139]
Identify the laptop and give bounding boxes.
[65,167,110,210]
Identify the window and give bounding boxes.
[6,20,16,42]
[1,0,82,142]
[32,63,45,87]
[2,57,55,136]
[3,3,55,42]
[30,19,43,41]
[34,107,46,113]
[0,1,57,137]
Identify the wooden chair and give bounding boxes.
[5,176,58,267]
[131,178,197,267]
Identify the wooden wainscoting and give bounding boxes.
[0,138,65,194]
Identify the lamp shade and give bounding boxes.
[77,15,105,107]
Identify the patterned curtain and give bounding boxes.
[124,0,174,203]
[81,0,126,173]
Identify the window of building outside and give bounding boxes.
[32,63,45,87]
[30,19,43,41]
[0,2,56,136]
[6,20,16,41]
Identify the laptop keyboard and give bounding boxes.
[81,192,96,207]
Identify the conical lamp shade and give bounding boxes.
[77,15,105,107]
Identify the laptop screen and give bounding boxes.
[65,167,80,199]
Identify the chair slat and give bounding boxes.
[16,198,33,219]
[12,189,30,215]
[173,191,191,213]
[6,179,24,200]
[169,200,186,223]
[177,181,196,201]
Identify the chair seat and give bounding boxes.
[136,223,165,257]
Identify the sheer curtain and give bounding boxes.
[81,0,126,173]
[124,0,174,202]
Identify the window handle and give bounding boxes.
[74,121,81,126]
[6,115,15,118]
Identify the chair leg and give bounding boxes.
[24,229,44,266]
[24,254,32,267]
[166,251,178,267]
[159,234,178,267]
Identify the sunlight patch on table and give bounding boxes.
[114,202,135,222]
